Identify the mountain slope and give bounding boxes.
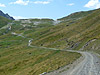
[30,8,100,53]
[0,24,81,75]
[0,8,100,75]
[0,10,14,20]
[57,10,94,22]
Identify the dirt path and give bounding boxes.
[11,32,100,75]
[46,52,100,75]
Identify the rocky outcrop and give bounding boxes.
[0,10,14,20]
[80,39,97,50]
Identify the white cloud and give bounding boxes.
[10,0,53,5]
[33,0,53,4]
[84,0,100,9]
[67,3,74,6]
[10,0,29,5]
[13,16,27,19]
[0,3,6,7]
[33,1,50,4]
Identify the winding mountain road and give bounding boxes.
[46,51,100,75]
[11,32,100,75]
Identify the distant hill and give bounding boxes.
[57,10,95,22]
[0,10,14,20]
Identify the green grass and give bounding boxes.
[29,8,100,53]
[1,8,100,75]
[57,9,94,22]
[0,16,12,28]
[0,46,81,75]
[0,33,81,75]
[82,39,100,54]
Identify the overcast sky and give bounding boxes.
[0,0,100,19]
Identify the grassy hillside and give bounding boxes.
[0,17,82,75]
[0,18,55,36]
[1,8,100,75]
[30,8,100,54]
[57,10,94,22]
[0,16,11,28]
[0,33,81,75]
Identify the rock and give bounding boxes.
[0,10,15,20]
